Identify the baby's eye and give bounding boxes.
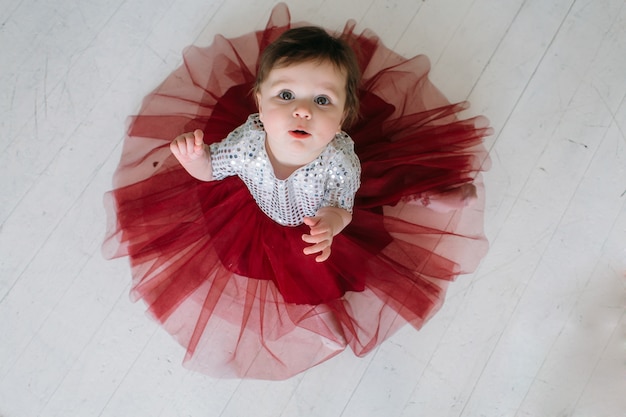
[314,95,331,105]
[278,90,294,100]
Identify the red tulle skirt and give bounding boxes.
[104,3,491,379]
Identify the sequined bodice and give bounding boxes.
[209,114,361,226]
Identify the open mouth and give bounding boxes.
[289,129,311,139]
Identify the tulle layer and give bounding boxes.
[104,3,491,379]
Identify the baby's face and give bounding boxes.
[256,60,347,164]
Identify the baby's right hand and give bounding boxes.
[170,129,207,164]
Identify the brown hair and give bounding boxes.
[254,26,361,127]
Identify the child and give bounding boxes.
[104,4,491,380]
[170,26,361,263]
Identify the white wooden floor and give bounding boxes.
[1,0,625,416]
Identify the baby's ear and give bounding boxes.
[339,112,347,130]
[255,92,263,117]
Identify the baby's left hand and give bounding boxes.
[302,216,334,262]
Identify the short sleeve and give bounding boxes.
[320,135,361,213]
[209,117,255,180]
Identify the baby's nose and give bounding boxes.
[293,101,312,119]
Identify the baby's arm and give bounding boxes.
[170,129,213,181]
[302,207,352,263]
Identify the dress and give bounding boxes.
[103,3,492,380]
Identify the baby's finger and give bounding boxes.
[302,230,332,244]
[170,139,179,155]
[315,248,331,262]
[170,137,186,156]
[193,135,206,155]
[185,136,196,155]
[309,224,330,236]
[194,129,204,146]
[303,216,320,227]
[302,233,323,244]
[303,240,330,255]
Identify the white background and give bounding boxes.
[1,0,625,416]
